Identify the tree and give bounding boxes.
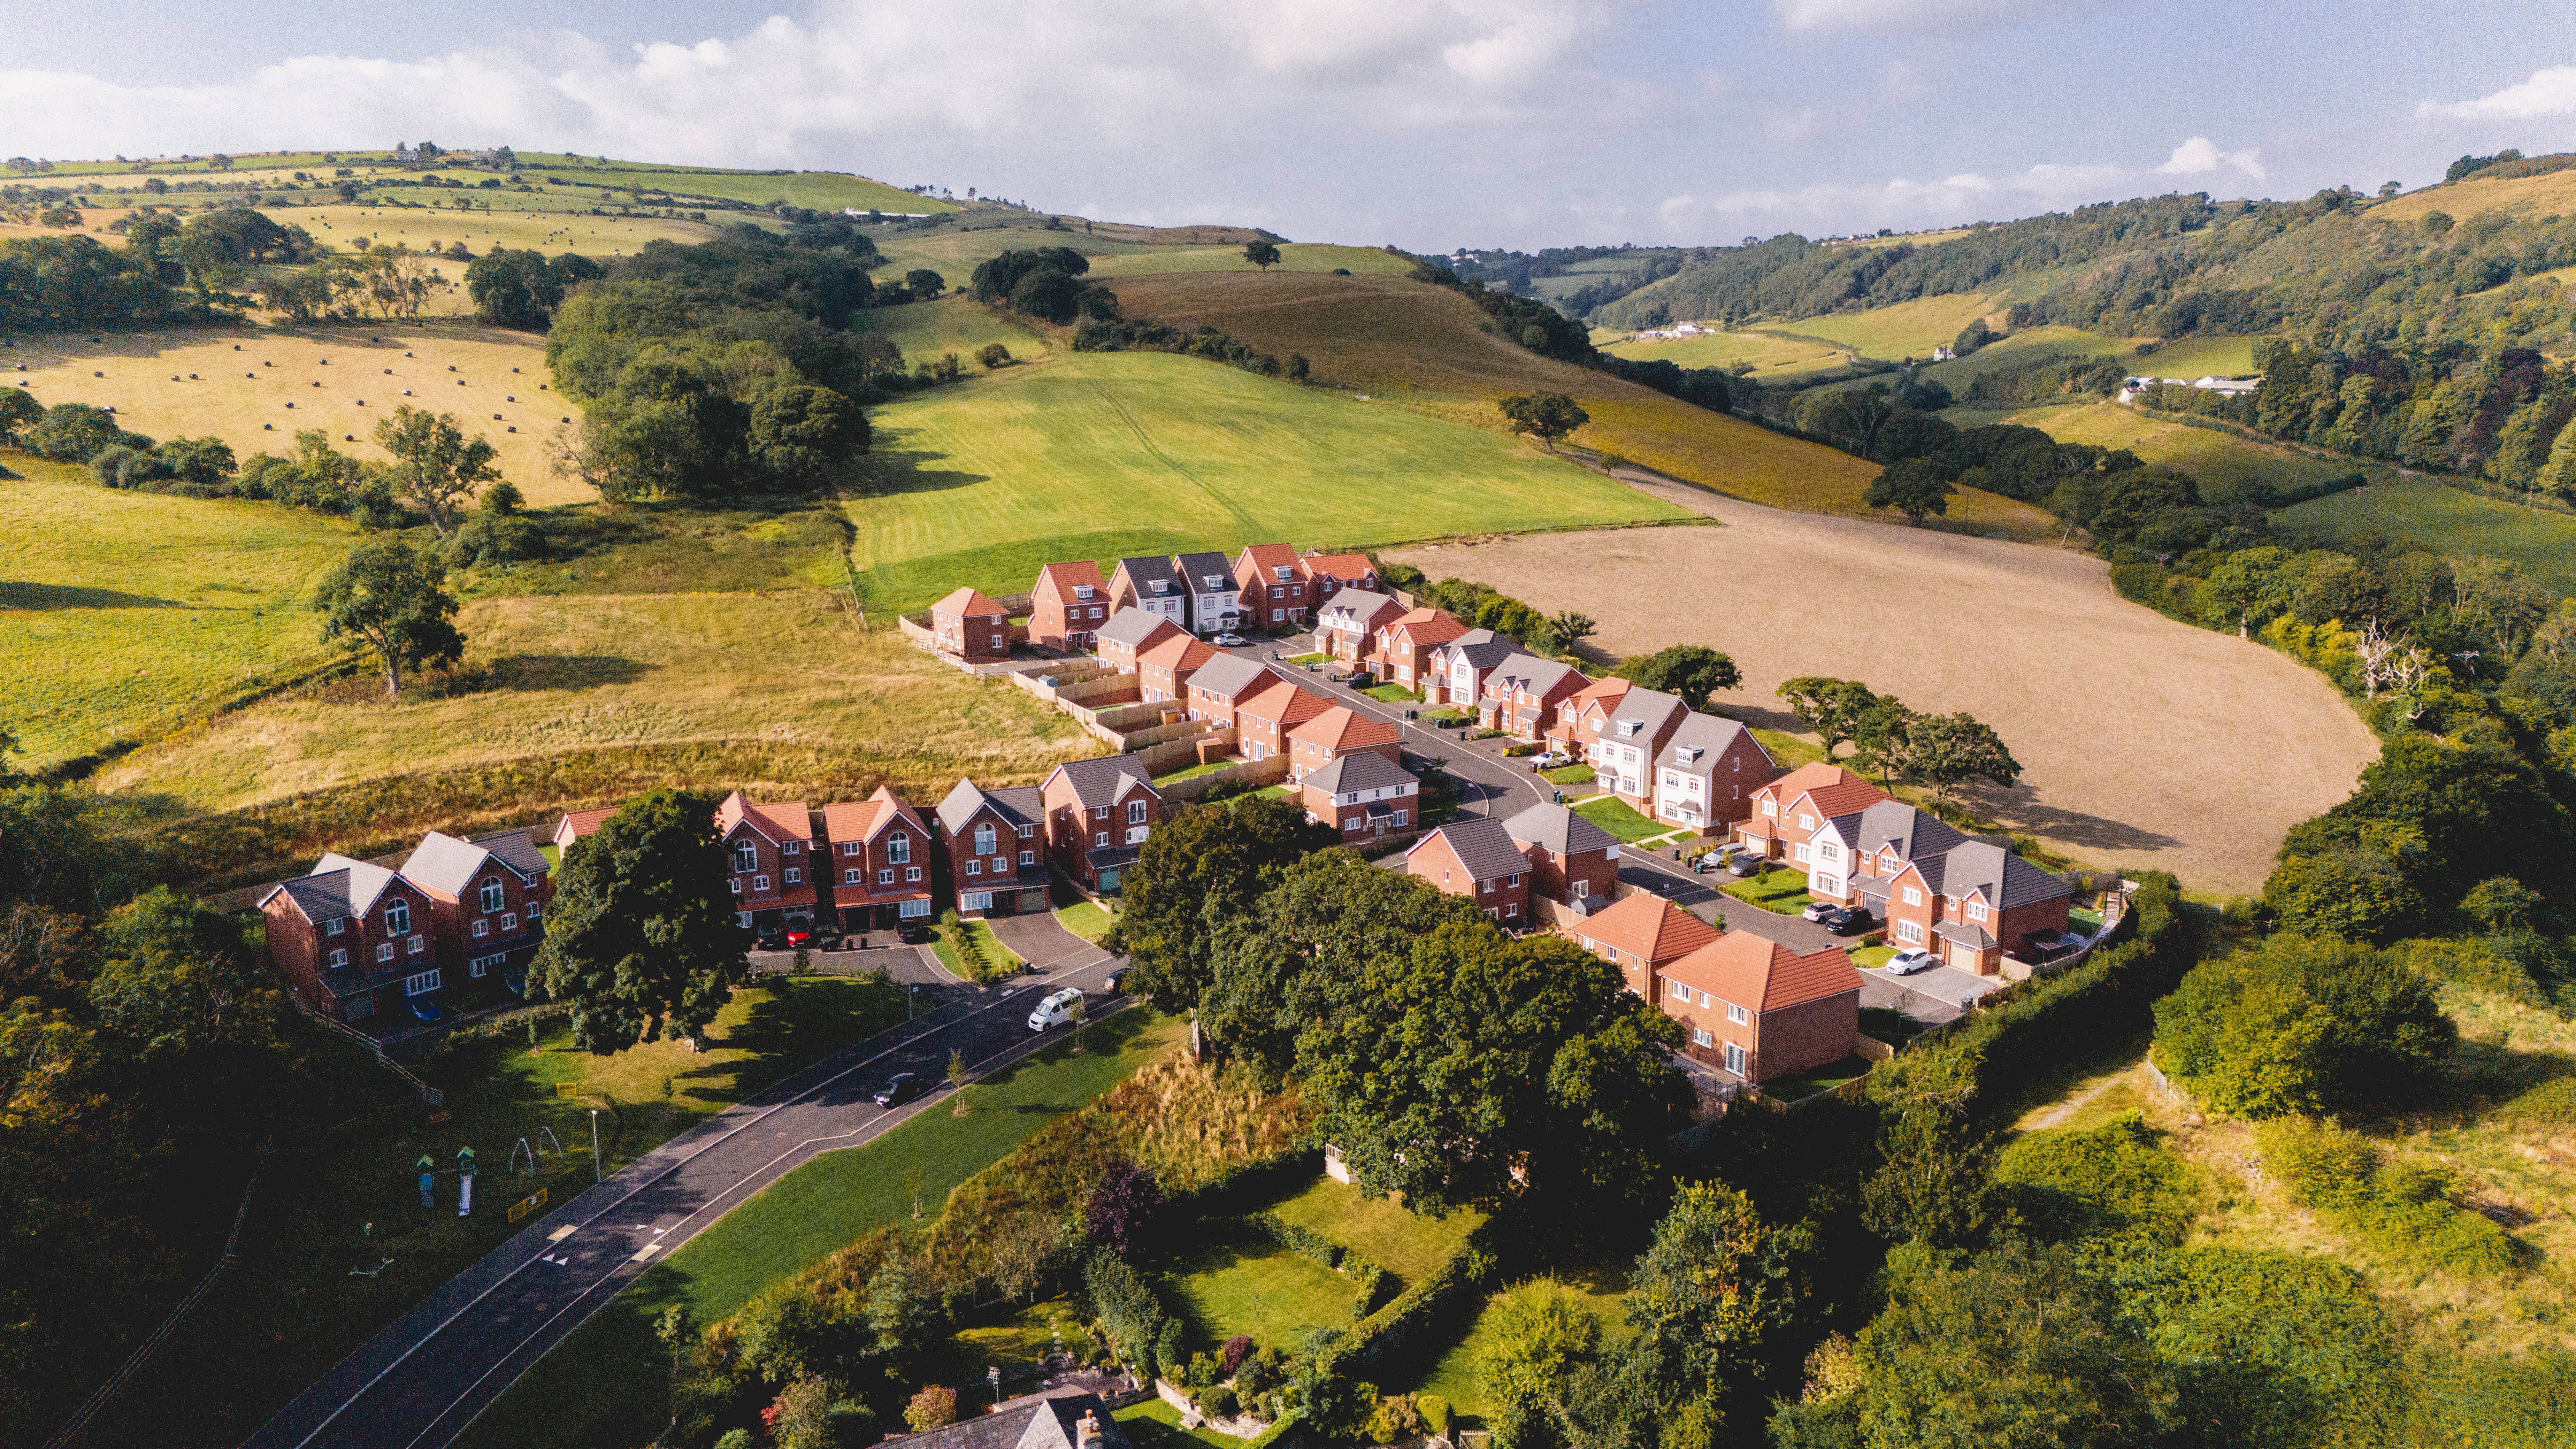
[1108,795,1336,1023]
[656,1304,696,1382]
[1625,1181,1818,1421]
[1084,1159,1164,1258]
[1866,457,1958,526]
[1474,1279,1603,1447]
[1498,392,1589,450]
[1886,712,2022,803]
[463,247,565,329]
[747,381,869,485]
[24,402,127,462]
[528,789,748,1052]
[2153,935,2455,1117]
[1619,643,1742,712]
[373,406,501,535]
[0,387,42,441]
[2462,875,2542,933]
[903,1384,958,1433]
[1242,240,1282,271]
[904,268,945,298]
[311,539,465,697]
[1286,354,1310,384]
[1546,611,1597,652]
[1776,677,1881,760]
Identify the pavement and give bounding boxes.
[246,936,1128,1449]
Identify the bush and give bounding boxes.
[2154,935,2455,1118]
[977,342,1011,368]
[903,1384,958,1432]
[88,441,166,489]
[1415,1394,1452,1438]
[2253,1116,2517,1276]
[1086,1248,1171,1379]
[1993,1112,2190,1247]
[1201,1385,1239,1418]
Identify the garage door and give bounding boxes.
[1948,941,1982,971]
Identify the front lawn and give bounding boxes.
[1055,899,1116,942]
[1285,652,1329,666]
[1164,1234,1360,1346]
[1365,683,1419,703]
[1719,867,1813,916]
[1120,1398,1246,1449]
[1542,763,1596,786]
[1571,795,1667,844]
[1265,1175,1483,1281]
[1850,945,1895,969]
[932,915,1024,982]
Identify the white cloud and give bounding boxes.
[2153,135,2264,180]
[1770,0,2071,34]
[2418,64,2576,121]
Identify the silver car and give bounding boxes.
[1884,948,1936,976]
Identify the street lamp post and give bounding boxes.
[590,1108,602,1183]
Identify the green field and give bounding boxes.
[454,1011,1186,1449]
[0,464,357,769]
[1782,292,2003,360]
[2131,334,2266,378]
[2274,475,2576,594]
[1969,401,2375,503]
[1166,1234,1362,1343]
[1904,325,2132,393]
[844,348,1686,611]
[850,293,1053,366]
[1602,328,1852,379]
[1264,1174,1482,1280]
[505,156,946,214]
[1084,243,1413,279]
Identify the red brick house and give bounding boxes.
[1296,551,1379,603]
[1137,630,1217,704]
[1313,589,1404,663]
[553,806,614,854]
[1567,892,1720,1000]
[1403,817,1531,925]
[1096,607,1184,674]
[1877,840,2073,977]
[1372,608,1467,691]
[1425,628,1519,709]
[1562,685,1687,807]
[398,828,553,987]
[1656,931,1861,1081]
[821,787,936,932]
[930,586,1010,661]
[1287,705,1402,782]
[1650,713,1776,836]
[1234,543,1313,631]
[717,791,815,931]
[1799,800,1964,911]
[1479,653,1588,740]
[1183,653,1288,728]
[1235,677,1334,762]
[259,853,444,1023]
[1296,751,1420,843]
[1108,555,1190,629]
[1041,757,1163,895]
[1502,802,1621,908]
[935,778,1050,918]
[1735,763,1889,863]
[1543,677,1631,753]
[1030,561,1111,652]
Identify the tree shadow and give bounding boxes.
[0,581,188,610]
[485,654,656,691]
[848,443,992,500]
[1708,700,1816,739]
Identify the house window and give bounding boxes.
[888,835,910,864]
[1761,800,1777,816]
[1504,902,1520,918]
[1016,823,1034,838]
[990,635,1004,649]
[963,891,992,911]
[1723,1042,1748,1075]
[733,842,758,872]
[1897,920,1924,944]
[753,874,770,893]
[407,934,426,954]
[782,841,801,856]
[1817,877,1841,896]
[784,868,801,885]
[1903,886,1923,905]
[1126,825,1149,844]
[1818,841,1840,863]
[1127,800,1149,825]
[479,878,505,913]
[738,911,753,928]
[328,947,349,969]
[383,900,410,936]
[845,868,863,885]
[1019,850,1036,866]
[1094,831,1110,847]
[1692,1028,1714,1047]
[905,867,922,883]
[404,970,440,996]
[1798,814,1814,829]
[324,917,345,936]
[877,869,894,885]
[1968,902,1990,923]
[975,823,996,854]
[1793,844,1811,862]
[966,859,982,876]
[900,899,932,918]
[1392,810,1408,827]
[1728,1002,1749,1024]
[729,878,742,895]
[842,840,862,856]
[473,919,489,939]
[527,901,541,920]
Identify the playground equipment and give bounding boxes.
[508,1126,567,1177]
[415,1154,435,1209]
[456,1146,477,1217]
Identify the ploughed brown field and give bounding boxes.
[1388,476,2380,896]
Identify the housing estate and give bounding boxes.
[1560,683,1689,806]
[1296,750,1421,843]
[1287,704,1401,781]
[1174,551,1241,636]
[1403,816,1530,924]
[1297,551,1379,602]
[1135,629,1217,703]
[717,791,816,932]
[1313,589,1404,663]
[1183,653,1290,728]
[821,787,937,932]
[259,852,451,1023]
[1570,893,1720,998]
[929,587,1011,662]
[1502,802,1621,908]
[936,778,1050,918]
[1041,757,1164,895]
[1107,555,1189,626]
[1094,607,1183,674]
[1028,562,1112,652]
[1373,608,1468,690]
[1656,931,1862,1081]
[1480,653,1589,740]
[1234,676,1334,762]
[1874,839,2073,976]
[396,828,552,988]
[1650,712,1774,835]
[1424,628,1519,710]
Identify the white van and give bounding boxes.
[1026,987,1084,1032]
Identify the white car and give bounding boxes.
[1211,632,1248,647]
[1026,986,1085,1032]
[1883,948,1936,976]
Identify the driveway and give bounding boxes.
[1859,960,2006,1025]
[986,908,1115,976]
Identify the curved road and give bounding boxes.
[247,919,1122,1449]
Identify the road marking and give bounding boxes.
[544,1227,575,1243]
[630,1244,661,1263]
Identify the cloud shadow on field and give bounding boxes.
[0,581,188,610]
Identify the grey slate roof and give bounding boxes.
[1655,711,1751,771]
[1304,750,1417,795]
[1491,653,1579,695]
[1085,844,1143,870]
[1115,555,1184,599]
[1939,840,2072,910]
[1186,653,1278,699]
[401,829,540,897]
[1048,755,1157,810]
[939,778,1043,835]
[472,827,549,881]
[1096,607,1175,650]
[1606,686,1686,742]
[884,1390,1124,1449]
[1416,816,1530,880]
[1933,919,1997,948]
[1845,801,1966,861]
[1174,551,1234,593]
[1503,801,1618,856]
[1437,628,1520,672]
[1317,588,1396,622]
[267,851,403,923]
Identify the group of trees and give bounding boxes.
[462,247,605,329]
[1389,570,1595,659]
[970,247,1115,326]
[1775,675,2024,803]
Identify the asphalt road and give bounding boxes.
[247,934,1126,1449]
[1249,645,1550,821]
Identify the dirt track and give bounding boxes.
[1388,477,2380,895]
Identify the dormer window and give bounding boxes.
[1074,585,1095,600]
[1273,566,1292,581]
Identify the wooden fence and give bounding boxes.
[1159,755,1288,803]
[1134,729,1238,776]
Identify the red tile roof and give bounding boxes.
[556,806,615,842]
[1575,893,1720,964]
[1034,561,1106,599]
[1236,542,1299,572]
[1138,632,1218,674]
[1383,607,1467,647]
[931,586,1005,617]
[717,790,812,845]
[1298,551,1374,582]
[820,786,921,848]
[1661,931,1861,1012]
[1237,678,1334,730]
[1289,704,1400,753]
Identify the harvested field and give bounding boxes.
[1388,477,2380,895]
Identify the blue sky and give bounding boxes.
[7,1,2576,250]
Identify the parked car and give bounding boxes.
[1535,751,1573,769]
[1884,948,1936,975]
[898,922,933,945]
[754,923,788,950]
[784,916,814,947]
[1026,986,1085,1032]
[1822,906,1872,935]
[810,928,844,952]
[873,1072,924,1107]
[1211,632,1247,647]
[1801,900,1838,923]
[1726,852,1765,877]
[406,995,443,1023]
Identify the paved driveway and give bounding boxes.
[986,908,1114,975]
[1859,960,2005,1025]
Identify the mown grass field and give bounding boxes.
[1103,272,2064,537]
[2274,474,2576,594]
[1779,291,2003,360]
[2132,334,2266,378]
[97,591,1091,818]
[1,465,356,770]
[1960,400,2374,503]
[1084,243,1412,279]
[452,1011,1186,1449]
[116,977,908,1449]
[850,293,1053,367]
[5,323,577,500]
[1601,327,1851,379]
[843,341,1689,611]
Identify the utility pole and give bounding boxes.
[590,1108,602,1183]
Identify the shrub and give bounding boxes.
[977,342,1011,368]
[2155,935,2455,1117]
[2254,1116,2517,1276]
[1085,1159,1163,1258]
[1415,1394,1452,1438]
[1221,1335,1254,1377]
[903,1384,958,1432]
[1993,1112,2190,1247]
[1085,1248,1170,1379]
[88,441,166,489]
[1155,1317,1187,1382]
[1201,1385,1239,1419]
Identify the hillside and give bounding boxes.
[1106,270,2059,540]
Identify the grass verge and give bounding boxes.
[1571,795,1666,844]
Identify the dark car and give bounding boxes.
[1103,966,1128,995]
[754,923,788,951]
[1822,906,1873,936]
[873,1072,924,1107]
[898,922,933,945]
[406,995,442,1023]
[809,927,844,952]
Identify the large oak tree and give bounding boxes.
[531,789,748,1052]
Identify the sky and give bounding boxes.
[8,1,2576,252]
